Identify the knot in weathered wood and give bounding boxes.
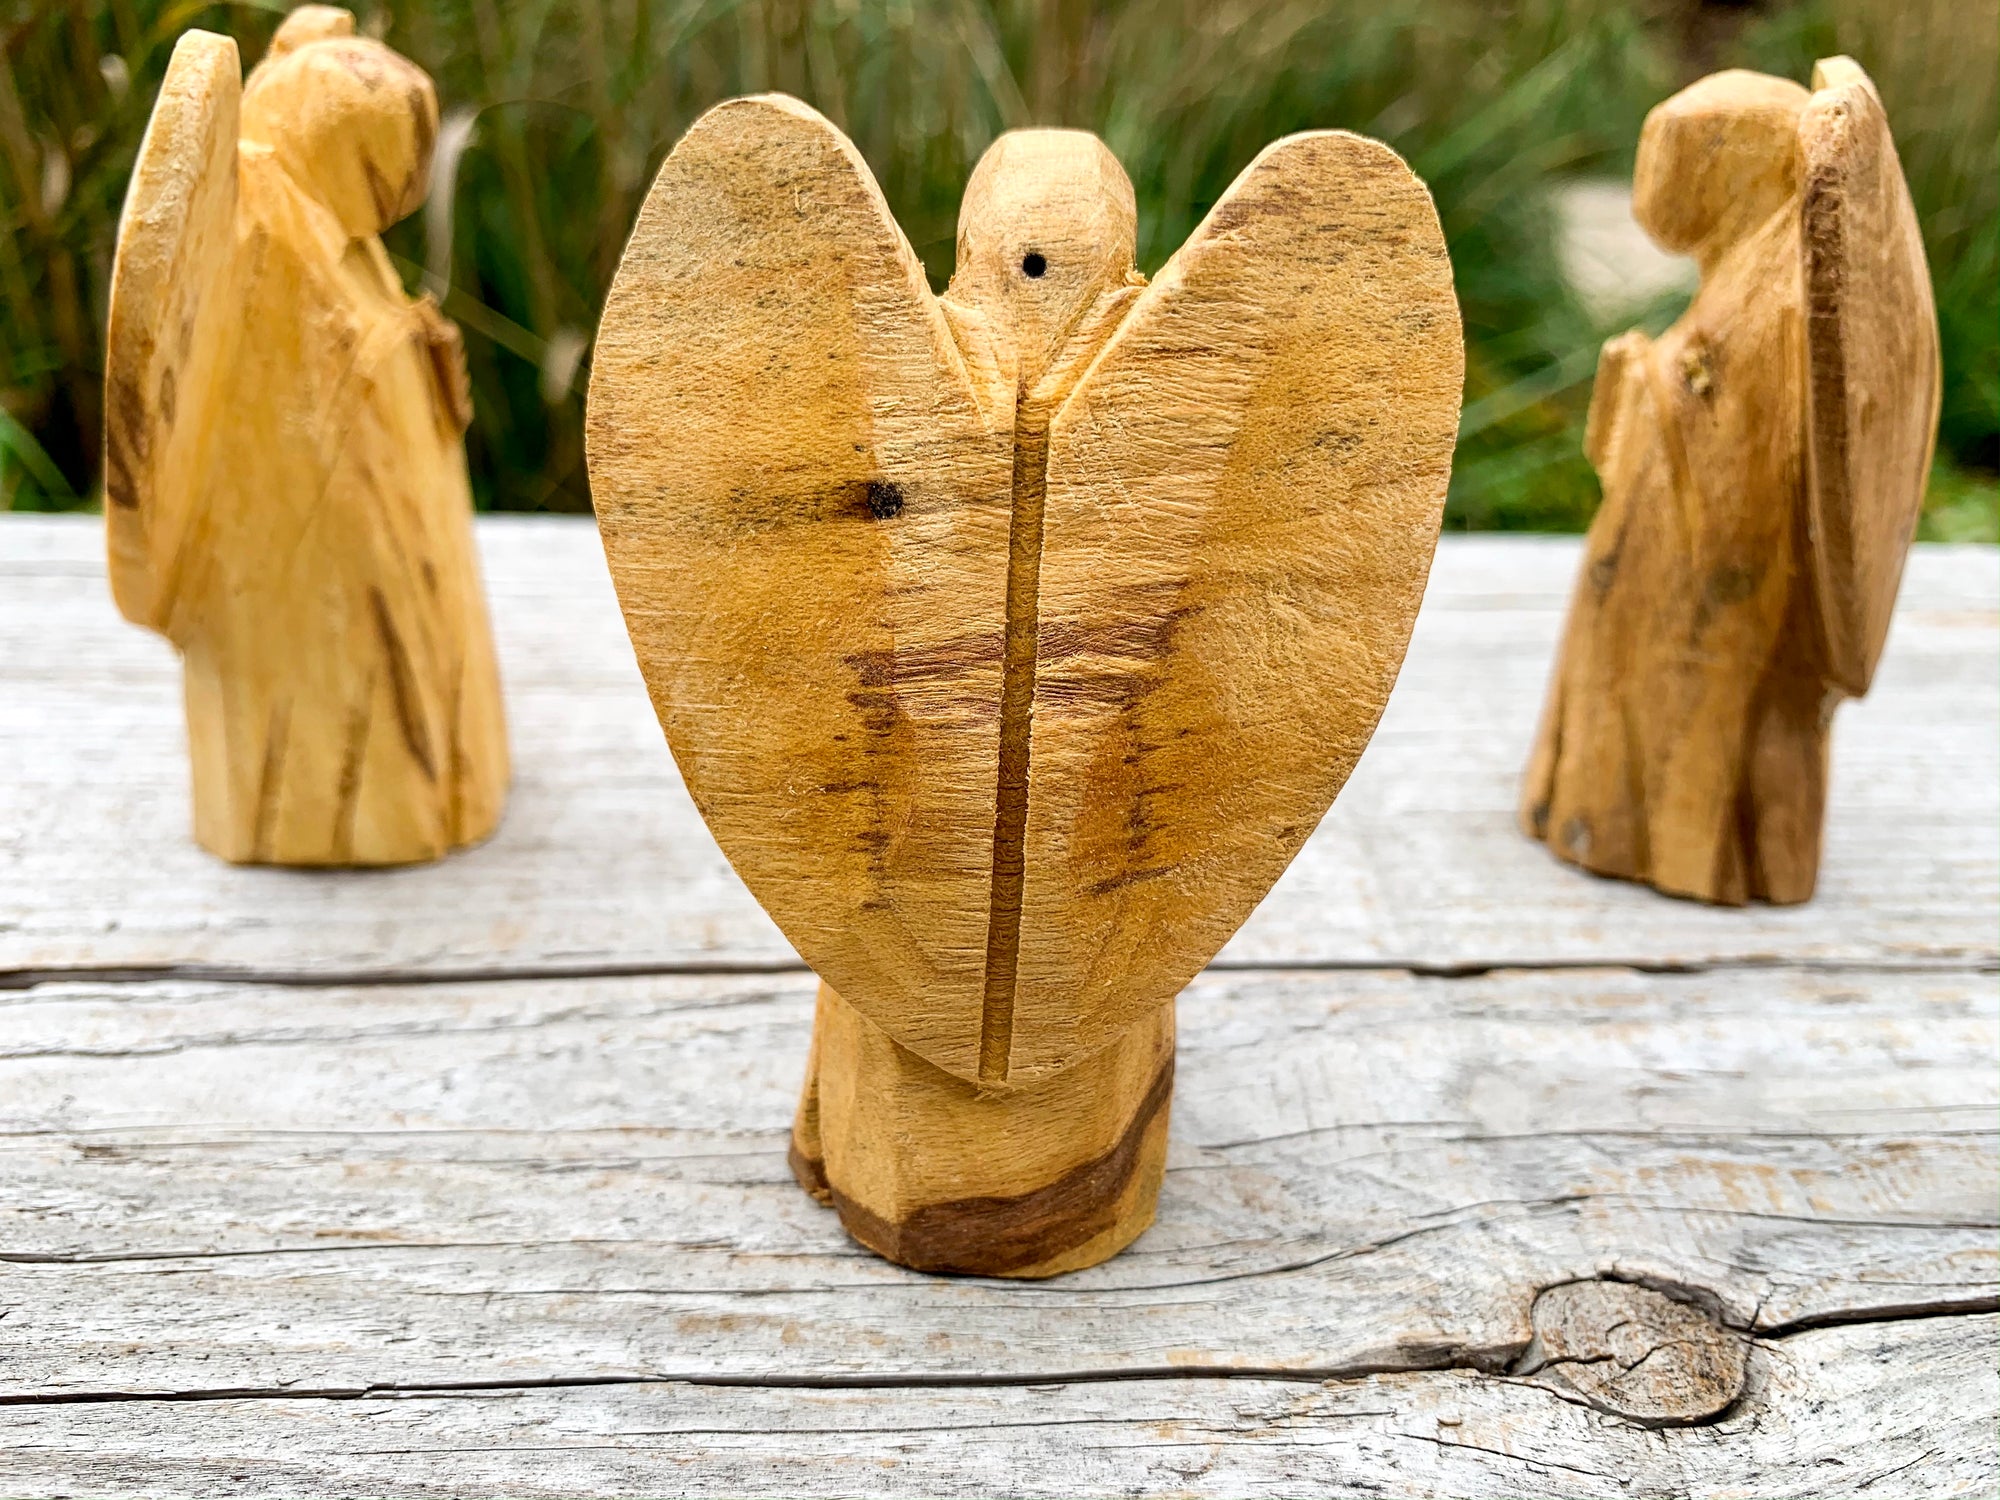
[1516,1279,1747,1427]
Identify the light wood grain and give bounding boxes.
[792,975,1176,1276]
[4,519,1992,1494]
[103,13,507,867]
[587,100,1459,1272]
[0,520,1992,978]
[1013,126,1461,1075]
[1800,56,1941,696]
[589,105,1459,1088]
[1,962,1992,1493]
[587,96,1014,1081]
[3,1316,1992,1499]
[1522,59,1938,906]
[3,963,1989,1396]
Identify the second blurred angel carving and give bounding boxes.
[105,7,508,866]
[1523,58,1939,905]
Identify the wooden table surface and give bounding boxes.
[2,516,1994,1498]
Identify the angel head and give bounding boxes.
[239,6,439,240]
[949,130,1141,384]
[1633,69,1809,262]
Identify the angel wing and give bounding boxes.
[1799,56,1940,697]
[1006,131,1463,1077]
[586,96,1016,1081]
[103,29,241,632]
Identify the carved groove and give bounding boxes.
[978,400,1053,1084]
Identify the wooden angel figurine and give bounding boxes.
[1523,59,1939,905]
[104,8,508,866]
[588,97,1461,1276]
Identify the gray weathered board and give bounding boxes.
[1,515,1994,1498]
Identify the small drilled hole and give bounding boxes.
[1021,252,1047,278]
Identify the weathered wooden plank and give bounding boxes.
[3,963,1990,1396]
[4,516,1992,1494]
[1,517,1993,977]
[2,1315,1992,1499]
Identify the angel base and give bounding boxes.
[1522,570,1835,907]
[182,638,507,869]
[789,981,1173,1278]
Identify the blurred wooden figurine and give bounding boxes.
[588,97,1462,1275]
[104,8,508,865]
[1522,58,1939,905]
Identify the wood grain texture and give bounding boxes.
[103,13,506,867]
[1801,56,1941,695]
[1,962,1992,1492]
[587,99,1457,1272]
[3,1317,1992,1498]
[2,964,1990,1393]
[587,96,1012,1079]
[3,519,1992,1494]
[1517,1279,1747,1426]
[590,99,1457,1087]
[1013,127,1462,1074]
[794,977,1175,1277]
[0,520,1992,978]
[1522,59,1938,907]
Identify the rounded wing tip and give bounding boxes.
[624,92,869,277]
[690,91,844,144]
[1798,55,1934,698]
[1231,128,1442,247]
[1799,60,1895,179]
[1251,126,1418,180]
[1801,56,1892,151]
[106,22,245,594]
[129,29,242,232]
[1810,55,1876,98]
[169,27,242,77]
[660,94,865,204]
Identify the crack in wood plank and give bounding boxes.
[6,1320,1992,1499]
[3,952,1992,995]
[4,1300,1990,1412]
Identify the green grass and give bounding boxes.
[3,0,1995,538]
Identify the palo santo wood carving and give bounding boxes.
[588,98,1461,1275]
[105,9,508,866]
[1523,59,1939,906]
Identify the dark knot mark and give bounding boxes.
[864,479,904,520]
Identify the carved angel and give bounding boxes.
[105,8,508,865]
[588,98,1462,1274]
[1522,59,1938,905]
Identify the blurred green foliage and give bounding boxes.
[2,0,1994,536]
